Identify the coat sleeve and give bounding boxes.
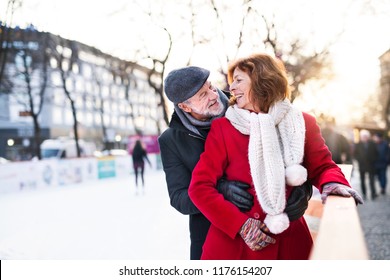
[158,131,201,215]
[302,113,351,192]
[188,120,248,239]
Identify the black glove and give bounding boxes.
[285,181,313,221]
[217,178,254,212]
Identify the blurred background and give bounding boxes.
[1,0,390,260]
[0,0,389,163]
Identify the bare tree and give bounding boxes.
[14,30,49,159]
[0,0,23,90]
[118,0,334,105]
[205,0,335,101]
[123,71,138,134]
[30,0,384,134]
[146,29,172,129]
[89,61,110,149]
[279,40,334,102]
[0,25,50,159]
[112,1,174,129]
[49,36,82,157]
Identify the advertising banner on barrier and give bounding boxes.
[0,156,132,193]
[57,158,98,185]
[115,155,132,177]
[0,159,58,193]
[97,157,116,179]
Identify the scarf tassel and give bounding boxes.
[285,164,307,186]
[225,101,306,235]
[264,213,289,234]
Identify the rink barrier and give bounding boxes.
[0,159,368,259]
[0,155,158,193]
[308,164,369,260]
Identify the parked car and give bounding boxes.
[41,138,96,159]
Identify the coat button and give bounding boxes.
[254,213,260,219]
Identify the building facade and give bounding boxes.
[379,48,390,134]
[0,25,164,160]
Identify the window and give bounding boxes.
[53,109,63,124]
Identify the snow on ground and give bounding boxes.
[0,170,190,260]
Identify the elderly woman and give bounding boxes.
[188,53,363,260]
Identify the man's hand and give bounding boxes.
[321,183,364,205]
[217,178,254,212]
[285,181,313,221]
[240,218,276,251]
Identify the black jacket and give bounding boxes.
[354,140,379,172]
[158,111,211,260]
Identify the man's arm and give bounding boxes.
[217,178,254,212]
[284,181,313,221]
[219,178,311,221]
[159,133,200,215]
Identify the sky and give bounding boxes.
[1,0,390,126]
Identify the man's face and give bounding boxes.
[178,81,224,121]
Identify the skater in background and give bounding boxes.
[131,139,151,193]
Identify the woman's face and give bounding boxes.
[229,68,257,112]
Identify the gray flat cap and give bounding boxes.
[164,66,210,104]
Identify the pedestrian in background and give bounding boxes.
[354,129,379,200]
[373,132,390,195]
[321,118,352,164]
[131,139,151,194]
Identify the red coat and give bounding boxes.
[188,112,350,260]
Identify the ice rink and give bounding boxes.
[0,170,190,260]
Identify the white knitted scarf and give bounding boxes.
[225,99,306,234]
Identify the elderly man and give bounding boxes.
[158,66,312,260]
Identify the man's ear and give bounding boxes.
[178,102,191,113]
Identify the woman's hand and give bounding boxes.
[321,183,364,205]
[239,218,276,251]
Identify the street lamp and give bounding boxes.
[115,134,122,148]
[7,139,14,146]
